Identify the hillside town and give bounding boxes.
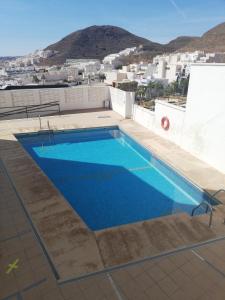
[1,47,224,87]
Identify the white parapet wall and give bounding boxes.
[154,100,186,145]
[62,85,110,111]
[132,64,225,174]
[0,85,110,118]
[132,101,185,145]
[132,104,155,130]
[109,87,135,118]
[181,64,225,174]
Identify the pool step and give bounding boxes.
[95,213,216,268]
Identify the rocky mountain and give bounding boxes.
[182,22,225,52]
[41,22,225,65]
[43,25,164,65]
[165,36,199,52]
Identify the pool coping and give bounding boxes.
[1,110,225,282]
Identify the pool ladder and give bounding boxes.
[38,116,55,145]
[191,201,213,227]
[191,189,225,228]
[47,120,55,144]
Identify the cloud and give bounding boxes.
[168,0,186,19]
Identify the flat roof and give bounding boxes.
[1,110,225,299]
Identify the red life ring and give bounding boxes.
[161,116,170,130]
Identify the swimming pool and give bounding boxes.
[17,126,217,231]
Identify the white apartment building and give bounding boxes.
[43,70,68,82]
[65,67,79,81]
[101,64,113,72]
[151,51,219,83]
[65,59,101,73]
[103,54,122,68]
[7,49,56,68]
[144,64,157,79]
[101,50,225,88]
[84,64,100,74]
[118,47,136,56]
[104,70,128,85]
[103,47,137,68]
[0,68,7,76]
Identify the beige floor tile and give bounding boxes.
[146,265,167,282]
[157,276,179,296]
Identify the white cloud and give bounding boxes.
[168,0,186,19]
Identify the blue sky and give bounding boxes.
[0,0,225,56]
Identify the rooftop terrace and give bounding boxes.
[1,108,225,300]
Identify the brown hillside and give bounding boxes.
[182,22,225,52]
[43,25,163,65]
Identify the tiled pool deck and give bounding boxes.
[1,110,225,299]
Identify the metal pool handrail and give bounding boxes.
[191,200,213,227]
[38,120,55,145]
[212,189,225,198]
[47,120,55,144]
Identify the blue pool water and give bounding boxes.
[17,127,217,231]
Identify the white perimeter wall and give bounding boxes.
[181,64,225,174]
[154,101,185,145]
[133,104,155,130]
[132,64,225,174]
[133,102,185,145]
[0,85,110,117]
[109,87,135,118]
